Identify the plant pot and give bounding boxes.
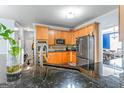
[7,64,22,82]
[6,31,23,82]
[0,23,23,83]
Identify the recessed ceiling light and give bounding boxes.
[62,7,82,19]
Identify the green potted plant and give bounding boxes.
[0,23,22,81]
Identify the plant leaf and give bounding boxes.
[0,23,7,30]
[0,33,10,40]
[9,46,20,57]
[0,23,20,57]
[5,29,14,34]
[9,38,16,45]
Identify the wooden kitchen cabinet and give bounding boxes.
[72,52,76,63]
[72,31,78,44]
[48,30,55,45]
[77,30,81,37]
[69,32,74,45]
[60,31,66,39]
[65,32,72,45]
[80,27,87,36]
[48,52,56,64]
[62,52,67,64]
[71,23,98,45]
[69,51,76,64]
[62,51,71,64]
[54,30,61,39]
[87,24,96,34]
[71,31,75,45]
[61,31,67,44]
[48,30,74,45]
[48,52,62,64]
[35,25,48,40]
[48,51,71,65]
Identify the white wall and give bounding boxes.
[75,9,118,30]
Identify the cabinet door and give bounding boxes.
[61,52,70,65]
[79,28,85,36]
[87,24,95,34]
[67,32,73,45]
[54,30,57,40]
[65,32,69,45]
[48,30,55,45]
[71,32,75,45]
[66,52,71,62]
[57,52,62,64]
[72,52,76,64]
[61,52,66,64]
[78,29,82,37]
[73,31,78,44]
[70,32,74,45]
[60,31,65,39]
[35,25,48,40]
[61,31,68,44]
[48,52,62,64]
[56,30,61,39]
[48,52,56,64]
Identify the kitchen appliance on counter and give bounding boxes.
[55,39,65,45]
[76,35,94,70]
[36,41,48,66]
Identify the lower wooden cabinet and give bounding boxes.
[72,52,76,63]
[48,51,76,65]
[48,52,57,64]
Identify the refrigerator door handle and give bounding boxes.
[79,44,80,52]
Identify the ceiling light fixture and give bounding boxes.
[62,7,82,19]
[65,11,76,19]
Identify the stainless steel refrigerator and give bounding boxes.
[76,35,94,69]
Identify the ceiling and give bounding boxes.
[0,5,118,28]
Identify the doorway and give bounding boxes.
[102,26,123,77]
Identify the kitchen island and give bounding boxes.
[0,62,122,88]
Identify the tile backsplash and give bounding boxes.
[48,45,76,51]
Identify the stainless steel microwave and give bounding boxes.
[55,39,65,45]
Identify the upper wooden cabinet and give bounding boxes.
[119,5,124,41]
[48,29,73,45]
[48,30,55,45]
[35,23,98,44]
[54,30,62,39]
[67,32,73,45]
[87,24,96,34]
[35,25,48,40]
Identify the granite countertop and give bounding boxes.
[0,62,123,88]
[0,66,101,88]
